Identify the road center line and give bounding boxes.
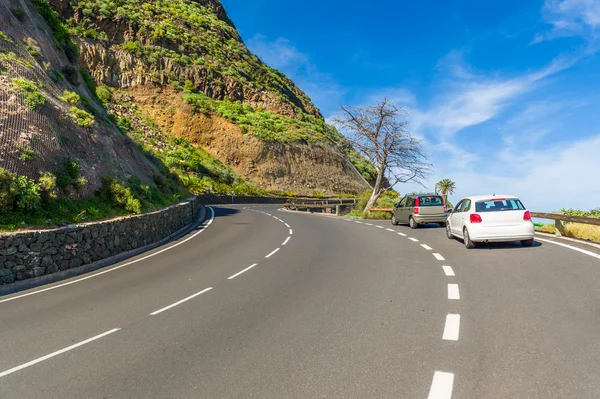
[228,264,258,280]
[0,207,216,304]
[428,371,455,399]
[442,266,455,276]
[376,225,384,229]
[150,287,213,316]
[397,232,407,237]
[0,328,121,378]
[421,244,433,250]
[282,236,291,246]
[284,223,290,228]
[433,253,445,261]
[265,248,280,258]
[364,223,373,226]
[409,237,419,242]
[448,284,460,300]
[355,221,363,224]
[443,314,460,341]
[386,228,395,232]
[289,229,293,235]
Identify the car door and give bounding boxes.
[403,196,415,223]
[453,199,471,236]
[450,200,463,234]
[394,197,407,222]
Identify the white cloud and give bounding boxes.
[534,0,600,43]
[246,34,345,114]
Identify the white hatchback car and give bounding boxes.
[446,195,535,249]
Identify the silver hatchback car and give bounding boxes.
[391,193,448,229]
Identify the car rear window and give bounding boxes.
[418,196,443,207]
[475,199,525,212]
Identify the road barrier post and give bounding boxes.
[553,211,566,237]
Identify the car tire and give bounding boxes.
[463,228,476,249]
[446,223,454,239]
[409,216,418,229]
[439,222,447,228]
[391,215,399,226]
[521,239,534,247]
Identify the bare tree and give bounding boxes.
[334,98,431,214]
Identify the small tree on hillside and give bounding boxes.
[334,98,431,214]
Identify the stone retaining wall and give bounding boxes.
[0,197,202,285]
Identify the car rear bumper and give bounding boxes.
[468,223,535,242]
[414,215,447,224]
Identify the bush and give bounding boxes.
[14,176,41,212]
[68,107,94,127]
[0,168,17,213]
[64,158,80,179]
[39,171,58,199]
[19,147,35,161]
[96,85,112,103]
[11,78,45,110]
[58,90,80,104]
[9,6,26,21]
[101,176,142,214]
[61,65,79,85]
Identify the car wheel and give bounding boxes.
[409,216,418,229]
[439,222,447,228]
[463,228,476,249]
[391,215,399,226]
[521,239,534,247]
[446,223,454,239]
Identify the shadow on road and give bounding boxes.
[467,240,543,251]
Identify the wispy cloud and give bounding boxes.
[533,0,600,43]
[246,34,345,114]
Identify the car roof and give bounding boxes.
[464,195,520,201]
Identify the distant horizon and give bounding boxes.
[222,0,600,213]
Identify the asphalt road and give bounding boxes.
[1,205,600,398]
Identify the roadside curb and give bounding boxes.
[0,206,207,297]
[536,232,600,251]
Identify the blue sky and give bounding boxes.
[221,0,600,212]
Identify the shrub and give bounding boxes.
[18,147,35,161]
[68,107,94,127]
[61,65,79,85]
[0,31,14,43]
[14,175,41,212]
[55,172,71,188]
[117,117,132,131]
[9,6,26,21]
[101,176,142,214]
[52,69,65,83]
[58,90,80,104]
[96,85,112,103]
[39,171,58,199]
[32,0,78,62]
[11,78,45,110]
[64,158,80,179]
[0,168,17,212]
[24,37,41,57]
[73,176,88,189]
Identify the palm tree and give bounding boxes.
[435,178,456,204]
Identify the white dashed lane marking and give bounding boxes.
[386,228,395,232]
[397,232,407,237]
[421,244,433,250]
[447,284,460,300]
[428,371,455,399]
[409,237,419,242]
[150,287,213,316]
[228,264,258,280]
[433,253,445,261]
[265,248,280,258]
[282,237,291,246]
[443,314,460,341]
[442,266,455,277]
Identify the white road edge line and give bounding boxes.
[443,314,460,341]
[433,253,445,261]
[265,248,280,258]
[228,264,258,280]
[397,232,407,237]
[282,236,291,246]
[289,229,293,235]
[409,237,419,242]
[448,284,460,300]
[0,328,121,378]
[442,266,455,277]
[428,371,455,399]
[536,237,600,260]
[0,207,217,304]
[421,244,433,250]
[150,287,213,316]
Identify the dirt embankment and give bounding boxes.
[130,87,369,195]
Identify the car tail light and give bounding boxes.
[470,213,482,223]
[523,211,531,221]
[414,197,419,214]
[414,207,419,215]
